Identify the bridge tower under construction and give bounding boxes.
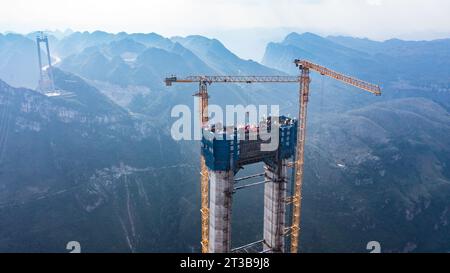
[202,116,297,253]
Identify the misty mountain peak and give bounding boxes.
[283,32,332,47]
[173,35,230,54]
[108,38,146,55]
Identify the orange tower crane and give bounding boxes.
[165,60,381,253]
[290,60,381,253]
[166,75,300,253]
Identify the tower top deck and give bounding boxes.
[202,116,297,173]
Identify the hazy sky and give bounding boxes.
[1,0,449,59]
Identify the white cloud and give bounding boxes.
[366,0,383,6]
[0,0,448,41]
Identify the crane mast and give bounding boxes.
[290,67,310,253]
[165,59,381,253]
[196,81,210,253]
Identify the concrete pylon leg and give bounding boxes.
[208,170,234,253]
[263,162,287,253]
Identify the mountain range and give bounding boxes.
[0,30,449,252]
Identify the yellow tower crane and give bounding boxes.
[290,60,381,253]
[166,75,300,253]
[165,60,381,253]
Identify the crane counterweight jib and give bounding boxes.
[165,75,301,85]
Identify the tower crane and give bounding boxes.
[290,59,381,253]
[166,75,300,253]
[165,60,381,253]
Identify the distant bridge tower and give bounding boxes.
[36,31,55,93]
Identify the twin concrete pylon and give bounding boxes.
[207,163,288,253]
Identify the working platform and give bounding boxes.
[201,116,297,173]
